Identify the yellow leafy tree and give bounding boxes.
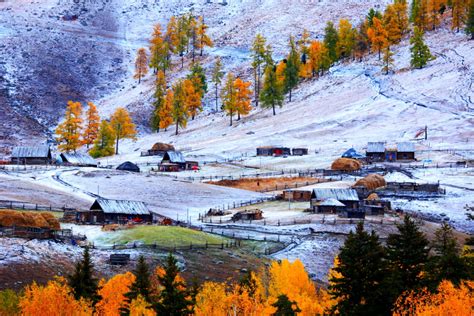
[82,102,100,148]
[159,89,174,131]
[19,277,92,315]
[221,72,237,126]
[130,295,156,316]
[96,272,136,316]
[367,17,388,59]
[149,24,170,73]
[165,16,179,53]
[268,259,333,316]
[234,77,252,121]
[110,107,137,155]
[196,16,213,56]
[275,60,286,86]
[337,19,357,59]
[56,100,83,153]
[183,78,202,120]
[393,280,474,316]
[451,0,469,31]
[307,40,323,77]
[134,48,149,84]
[171,80,189,135]
[194,281,229,316]
[90,119,115,158]
[384,4,403,44]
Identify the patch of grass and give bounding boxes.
[97,226,227,246]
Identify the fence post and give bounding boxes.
[221,242,224,249]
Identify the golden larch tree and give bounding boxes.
[367,17,388,59]
[134,48,149,84]
[234,77,252,121]
[110,107,137,155]
[56,100,83,153]
[183,78,202,120]
[337,19,357,59]
[221,72,237,126]
[159,89,174,131]
[275,60,287,86]
[89,119,115,158]
[82,102,100,148]
[384,4,403,44]
[451,0,469,31]
[171,80,189,135]
[308,40,323,77]
[196,16,213,56]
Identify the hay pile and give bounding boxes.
[331,158,362,171]
[367,193,380,200]
[151,142,175,152]
[0,210,60,230]
[354,174,386,190]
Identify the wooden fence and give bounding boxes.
[89,240,241,252]
[0,200,76,212]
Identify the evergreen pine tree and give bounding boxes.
[251,34,267,107]
[410,26,434,69]
[187,62,207,97]
[385,215,430,303]
[367,8,383,26]
[121,255,152,315]
[154,253,193,315]
[283,36,300,102]
[211,57,224,112]
[271,294,301,316]
[324,21,339,63]
[68,247,100,305]
[428,222,469,286]
[466,0,474,39]
[260,62,284,116]
[151,70,166,132]
[329,222,391,316]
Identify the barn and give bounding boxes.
[60,153,97,167]
[117,161,140,173]
[160,151,199,171]
[310,188,360,212]
[282,188,313,201]
[11,146,52,165]
[366,142,385,162]
[396,142,416,161]
[78,199,152,224]
[312,198,346,214]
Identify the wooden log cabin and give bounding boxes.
[78,199,152,224]
[310,188,360,216]
[11,146,52,165]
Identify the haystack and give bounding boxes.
[151,142,175,152]
[367,193,380,201]
[0,210,60,230]
[331,158,362,171]
[354,174,386,190]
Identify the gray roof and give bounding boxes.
[312,188,359,201]
[397,142,415,152]
[90,199,150,215]
[317,198,345,207]
[162,151,186,164]
[60,153,96,166]
[12,146,50,158]
[367,142,385,153]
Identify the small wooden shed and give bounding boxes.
[60,153,97,167]
[311,188,360,211]
[11,146,52,165]
[292,148,309,156]
[256,146,291,157]
[312,198,346,214]
[366,142,385,162]
[282,189,313,201]
[396,142,416,161]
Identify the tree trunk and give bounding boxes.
[237,112,240,121]
[289,89,292,102]
[254,70,258,106]
[215,84,218,112]
[181,55,184,69]
[175,122,179,135]
[230,111,233,126]
[272,104,276,116]
[115,137,119,155]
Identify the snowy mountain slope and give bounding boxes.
[0,0,392,152]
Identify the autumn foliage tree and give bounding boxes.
[196,16,213,56]
[467,0,474,39]
[96,272,136,315]
[110,107,137,155]
[368,17,388,59]
[183,78,202,120]
[134,48,149,84]
[336,19,357,59]
[20,277,93,315]
[251,34,268,107]
[222,72,237,126]
[171,80,189,135]
[211,57,224,111]
[260,61,284,116]
[149,23,170,74]
[89,119,115,158]
[82,102,100,148]
[56,100,83,153]
[151,70,167,132]
[234,77,253,121]
[159,89,174,131]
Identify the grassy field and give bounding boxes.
[96,226,227,246]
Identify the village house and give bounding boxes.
[77,199,152,224]
[396,142,416,161]
[60,153,97,167]
[366,142,385,162]
[282,188,313,202]
[256,146,291,157]
[310,188,361,217]
[159,151,199,171]
[11,146,52,165]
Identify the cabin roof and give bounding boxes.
[367,142,385,153]
[312,188,359,201]
[397,142,415,152]
[163,151,186,163]
[60,153,96,165]
[12,146,50,158]
[90,199,150,215]
[316,198,346,207]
